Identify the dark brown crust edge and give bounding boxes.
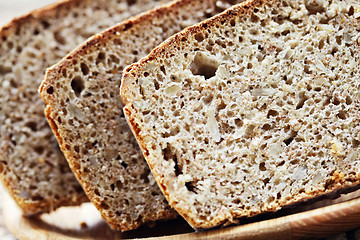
[0,0,90,216]
[120,0,360,229]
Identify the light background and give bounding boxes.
[0,0,57,26]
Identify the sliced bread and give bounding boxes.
[40,0,245,231]
[0,0,170,216]
[121,0,360,229]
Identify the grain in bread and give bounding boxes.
[0,0,170,216]
[121,0,360,229]
[40,0,246,231]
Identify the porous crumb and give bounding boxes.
[121,0,360,229]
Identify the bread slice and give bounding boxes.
[0,0,171,216]
[121,0,360,229]
[39,0,246,231]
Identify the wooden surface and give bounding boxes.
[4,189,360,240]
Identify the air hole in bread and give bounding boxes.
[195,33,205,42]
[305,0,325,15]
[284,131,297,146]
[113,38,122,45]
[115,180,123,190]
[109,54,120,64]
[80,63,89,75]
[96,52,106,64]
[54,31,66,45]
[101,201,109,210]
[140,171,150,183]
[46,86,54,94]
[235,118,244,128]
[263,178,270,185]
[352,139,360,148]
[0,65,11,75]
[25,121,37,131]
[154,80,160,90]
[190,52,219,80]
[336,35,342,46]
[93,188,100,196]
[217,100,226,112]
[337,110,347,120]
[7,41,14,49]
[32,195,44,201]
[71,76,85,97]
[245,124,255,137]
[251,14,259,23]
[333,96,341,105]
[40,20,50,29]
[121,161,128,169]
[185,181,197,194]
[346,96,353,105]
[296,92,308,109]
[126,0,136,6]
[74,145,80,153]
[259,162,266,171]
[267,109,278,118]
[34,146,44,154]
[202,94,213,105]
[348,6,355,16]
[162,145,182,176]
[331,46,338,56]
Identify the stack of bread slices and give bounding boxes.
[1,0,360,233]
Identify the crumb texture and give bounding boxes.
[0,0,171,215]
[122,0,360,229]
[40,0,244,231]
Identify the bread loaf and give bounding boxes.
[40,0,244,231]
[121,0,360,229]
[0,0,169,216]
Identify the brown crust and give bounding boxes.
[120,0,360,229]
[0,0,91,216]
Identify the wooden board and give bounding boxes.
[4,189,360,240]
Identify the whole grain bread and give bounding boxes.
[121,0,360,229]
[40,0,244,231]
[0,0,170,216]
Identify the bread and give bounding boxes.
[39,0,245,231]
[0,0,171,216]
[121,0,360,229]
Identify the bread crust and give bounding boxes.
[121,0,360,229]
